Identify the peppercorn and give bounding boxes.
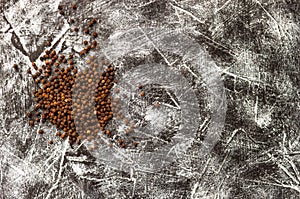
[92,40,97,46]
[93,32,98,38]
[26,112,32,118]
[74,27,79,32]
[29,120,34,126]
[49,140,54,144]
[83,40,88,45]
[140,91,145,97]
[38,129,44,134]
[84,29,89,34]
[72,3,77,10]
[13,64,18,70]
[132,142,138,148]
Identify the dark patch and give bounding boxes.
[25,181,49,199]
[242,162,278,180]
[141,0,168,21]
[11,31,29,57]
[229,181,252,199]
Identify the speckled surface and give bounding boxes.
[0,0,299,198]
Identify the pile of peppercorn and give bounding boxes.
[13,3,140,149]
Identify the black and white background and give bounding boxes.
[0,0,299,198]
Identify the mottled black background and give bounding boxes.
[0,0,299,198]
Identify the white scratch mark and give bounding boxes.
[215,0,232,14]
[138,26,173,67]
[190,182,199,199]
[170,3,205,24]
[45,140,68,199]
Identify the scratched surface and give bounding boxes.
[0,0,300,198]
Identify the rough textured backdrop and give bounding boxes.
[0,0,299,198]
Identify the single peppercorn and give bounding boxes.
[13,64,18,70]
[29,120,34,126]
[72,3,77,10]
[93,32,98,38]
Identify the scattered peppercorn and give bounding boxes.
[13,64,18,70]
[93,32,98,38]
[72,3,77,10]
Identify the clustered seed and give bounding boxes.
[22,2,139,149]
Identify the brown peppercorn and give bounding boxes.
[84,29,89,34]
[140,91,145,97]
[49,140,54,144]
[79,50,86,56]
[92,40,97,46]
[83,40,88,45]
[58,4,63,10]
[69,18,75,24]
[38,129,44,134]
[26,112,32,118]
[46,41,51,46]
[138,84,143,89]
[72,3,77,10]
[74,27,79,32]
[29,120,34,126]
[132,141,138,148]
[93,32,98,38]
[13,64,18,70]
[60,133,67,139]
